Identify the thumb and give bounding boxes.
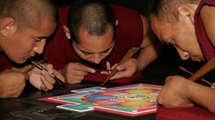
[116,64,124,71]
[40,84,48,91]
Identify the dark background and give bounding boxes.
[55,0,150,14]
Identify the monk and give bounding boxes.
[0,0,65,98]
[44,0,164,84]
[149,0,215,114]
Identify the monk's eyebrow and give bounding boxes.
[158,34,165,43]
[79,45,113,54]
[81,50,93,54]
[160,39,165,43]
[160,37,169,44]
[101,47,112,53]
[35,36,48,40]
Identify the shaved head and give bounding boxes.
[0,0,59,30]
[148,0,201,23]
[68,0,116,44]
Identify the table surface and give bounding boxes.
[0,46,214,120]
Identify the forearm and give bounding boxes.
[136,41,165,72]
[0,69,26,98]
[188,82,215,114]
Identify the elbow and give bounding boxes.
[208,101,215,114]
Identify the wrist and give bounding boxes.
[136,59,146,72]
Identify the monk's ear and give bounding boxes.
[62,25,71,39]
[0,18,16,37]
[178,4,195,24]
[115,20,118,27]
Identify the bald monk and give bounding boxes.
[0,0,65,98]
[44,0,164,84]
[149,0,215,114]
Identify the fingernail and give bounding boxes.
[117,66,121,70]
[41,75,45,80]
[41,70,46,75]
[212,83,215,88]
[48,68,54,74]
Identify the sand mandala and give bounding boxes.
[39,83,162,117]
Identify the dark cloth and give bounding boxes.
[44,5,144,83]
[0,52,12,72]
[194,0,215,61]
[156,106,215,120]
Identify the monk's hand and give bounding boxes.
[0,69,27,98]
[212,83,215,88]
[157,75,194,107]
[108,58,139,80]
[28,63,65,92]
[100,61,118,75]
[59,62,95,84]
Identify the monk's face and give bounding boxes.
[0,20,57,64]
[72,25,115,64]
[150,14,205,62]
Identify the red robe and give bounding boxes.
[195,0,215,61]
[0,52,12,72]
[44,5,144,84]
